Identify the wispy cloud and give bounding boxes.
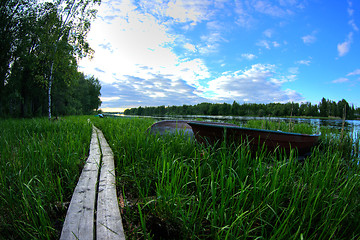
[347,1,359,31]
[257,40,281,49]
[337,1,357,57]
[332,77,349,83]
[79,0,358,109]
[205,64,303,103]
[337,32,353,57]
[183,43,197,52]
[165,0,212,25]
[234,0,256,28]
[302,33,316,45]
[257,40,271,49]
[137,0,213,27]
[198,31,226,54]
[347,69,360,76]
[241,53,257,60]
[80,0,214,108]
[296,59,311,65]
[263,29,274,38]
[253,0,294,17]
[332,68,360,84]
[234,0,304,28]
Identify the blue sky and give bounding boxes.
[79,0,360,112]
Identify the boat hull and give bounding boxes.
[147,120,239,139]
[187,121,320,155]
[147,120,193,137]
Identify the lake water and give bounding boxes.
[111,113,360,137]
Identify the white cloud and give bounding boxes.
[347,69,360,76]
[288,67,299,74]
[100,96,121,102]
[137,0,213,27]
[296,59,311,65]
[79,0,213,108]
[337,32,353,57]
[198,32,225,54]
[349,19,359,31]
[241,53,257,60]
[79,0,309,108]
[272,41,281,47]
[99,74,208,109]
[263,29,274,38]
[257,40,271,49]
[165,0,213,24]
[234,0,256,28]
[332,77,349,83]
[204,64,303,103]
[253,0,293,17]
[234,0,302,28]
[347,1,358,31]
[279,0,299,7]
[257,40,281,49]
[330,69,360,85]
[183,43,197,52]
[302,34,316,45]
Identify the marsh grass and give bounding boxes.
[2,116,358,239]
[92,117,360,240]
[0,116,92,239]
[243,119,318,135]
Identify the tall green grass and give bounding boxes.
[244,119,318,134]
[0,116,92,239]
[93,117,360,240]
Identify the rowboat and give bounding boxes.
[187,121,321,155]
[147,120,194,137]
[147,120,238,139]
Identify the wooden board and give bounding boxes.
[60,128,100,240]
[60,126,125,240]
[96,129,126,240]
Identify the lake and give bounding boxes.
[111,113,360,136]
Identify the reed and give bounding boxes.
[0,116,92,239]
[2,116,358,239]
[92,117,360,240]
[244,119,317,134]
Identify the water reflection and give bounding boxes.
[110,113,360,135]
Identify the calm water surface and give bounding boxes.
[113,113,360,135]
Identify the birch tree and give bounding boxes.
[47,0,100,119]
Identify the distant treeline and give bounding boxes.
[124,98,360,120]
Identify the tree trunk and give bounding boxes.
[48,60,54,120]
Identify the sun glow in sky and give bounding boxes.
[79,0,360,111]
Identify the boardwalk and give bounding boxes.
[60,126,125,240]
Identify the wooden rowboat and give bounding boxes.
[147,120,194,137]
[147,120,238,139]
[187,121,321,155]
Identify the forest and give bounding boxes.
[0,0,101,118]
[124,98,360,120]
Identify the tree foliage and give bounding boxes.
[124,98,360,120]
[0,0,101,118]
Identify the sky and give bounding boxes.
[79,0,360,112]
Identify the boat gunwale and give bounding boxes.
[187,121,321,137]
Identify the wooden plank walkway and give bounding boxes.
[60,126,125,240]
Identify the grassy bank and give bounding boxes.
[1,116,359,239]
[0,116,92,239]
[93,117,360,240]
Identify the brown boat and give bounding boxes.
[187,121,321,155]
[147,120,238,139]
[147,120,194,137]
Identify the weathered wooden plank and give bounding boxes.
[96,129,126,240]
[96,128,113,156]
[60,128,100,240]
